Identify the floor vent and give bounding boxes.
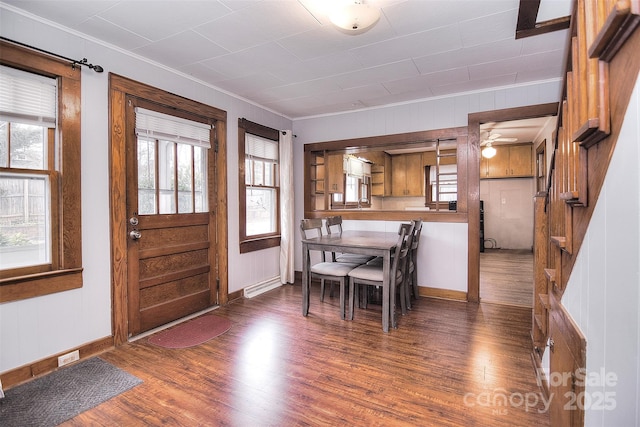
[244,276,281,299]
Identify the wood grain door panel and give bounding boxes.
[128,212,215,335]
[125,99,218,337]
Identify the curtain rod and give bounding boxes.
[0,36,104,73]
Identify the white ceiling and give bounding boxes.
[2,0,571,120]
[480,115,556,145]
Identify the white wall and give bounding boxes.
[480,178,535,250]
[560,76,640,426]
[0,7,291,373]
[339,220,468,292]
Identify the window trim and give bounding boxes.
[238,118,280,254]
[0,40,83,302]
[330,174,372,209]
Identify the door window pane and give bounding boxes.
[177,143,193,213]
[159,140,175,214]
[194,146,207,213]
[137,137,157,215]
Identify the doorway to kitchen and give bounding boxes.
[467,103,557,306]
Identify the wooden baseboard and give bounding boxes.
[227,289,244,302]
[419,287,467,301]
[0,336,114,390]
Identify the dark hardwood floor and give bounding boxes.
[480,249,534,308]
[64,282,548,426]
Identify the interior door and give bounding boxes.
[126,98,217,336]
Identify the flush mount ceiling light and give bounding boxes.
[329,0,381,34]
[482,143,497,159]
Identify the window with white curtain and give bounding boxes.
[238,119,280,253]
[0,65,56,270]
[0,42,83,302]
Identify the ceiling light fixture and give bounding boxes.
[482,143,497,159]
[329,0,381,34]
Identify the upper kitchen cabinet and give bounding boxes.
[423,149,456,166]
[391,153,424,196]
[480,143,533,179]
[362,151,391,197]
[326,153,346,193]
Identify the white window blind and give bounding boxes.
[135,107,211,148]
[246,134,278,161]
[0,65,57,127]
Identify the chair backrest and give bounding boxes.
[300,218,323,239]
[325,215,343,235]
[300,218,327,261]
[392,220,415,281]
[411,219,423,251]
[399,222,412,237]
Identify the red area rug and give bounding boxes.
[147,315,232,349]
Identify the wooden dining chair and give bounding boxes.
[300,218,360,319]
[324,215,375,265]
[347,221,415,329]
[405,219,423,309]
[363,221,418,314]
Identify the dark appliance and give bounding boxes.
[480,200,485,252]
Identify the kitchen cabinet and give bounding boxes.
[310,153,325,193]
[423,149,456,166]
[480,144,533,178]
[365,152,391,197]
[326,153,346,193]
[391,153,423,196]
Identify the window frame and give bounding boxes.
[238,119,280,253]
[330,174,372,209]
[425,163,458,207]
[0,41,83,302]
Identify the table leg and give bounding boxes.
[302,243,310,316]
[382,251,390,332]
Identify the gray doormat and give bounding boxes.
[0,357,142,426]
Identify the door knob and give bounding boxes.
[129,230,142,240]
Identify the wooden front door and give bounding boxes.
[125,98,218,336]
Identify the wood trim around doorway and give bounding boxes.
[466,102,559,303]
[108,74,228,346]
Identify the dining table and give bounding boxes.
[301,229,400,332]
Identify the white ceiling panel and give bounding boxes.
[257,78,344,101]
[195,0,320,53]
[515,64,565,83]
[133,31,229,68]
[75,16,150,51]
[352,24,463,68]
[383,67,470,95]
[458,8,520,47]
[212,72,286,99]
[2,0,118,27]
[332,60,420,90]
[383,0,519,37]
[468,49,564,80]
[520,29,570,55]
[430,73,518,96]
[413,38,524,75]
[1,0,572,119]
[96,1,231,42]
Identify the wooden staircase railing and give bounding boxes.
[531,1,639,426]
